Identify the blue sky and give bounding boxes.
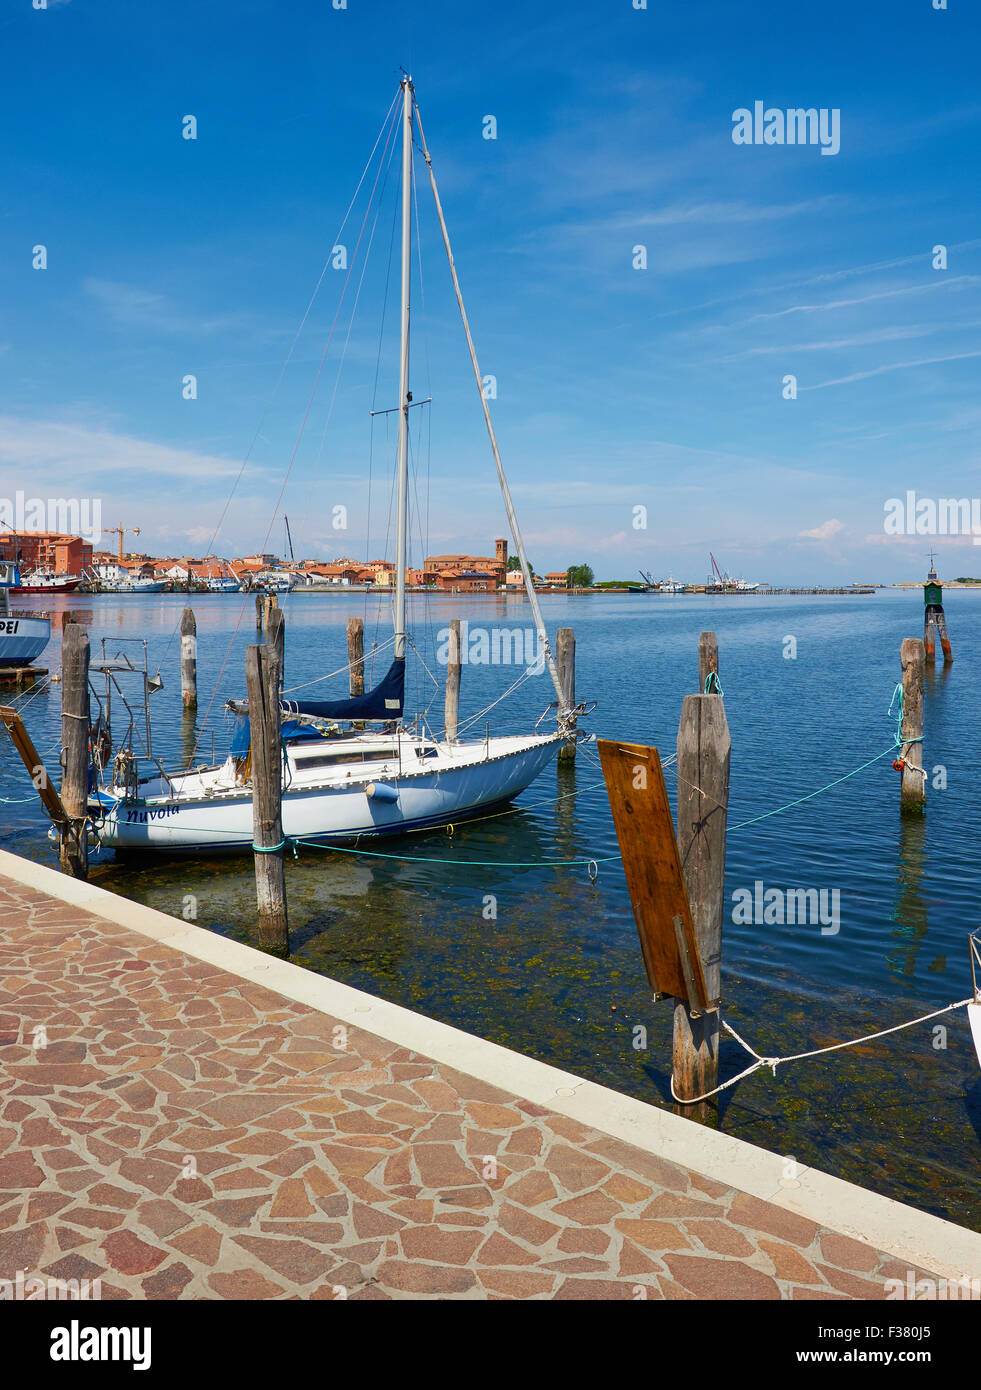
[1,0,979,583]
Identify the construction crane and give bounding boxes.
[709,551,728,587]
[104,527,141,562]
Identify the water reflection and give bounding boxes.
[888,815,929,979]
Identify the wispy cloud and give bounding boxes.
[592,196,839,234]
[742,276,980,324]
[0,415,247,484]
[805,349,981,390]
[83,278,251,337]
[720,323,972,359]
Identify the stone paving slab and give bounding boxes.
[0,869,955,1300]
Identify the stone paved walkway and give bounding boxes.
[0,872,940,1299]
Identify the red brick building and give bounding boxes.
[0,531,93,576]
[424,538,507,588]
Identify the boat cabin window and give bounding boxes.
[415,746,439,759]
[291,747,397,770]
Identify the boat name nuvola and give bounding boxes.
[119,805,182,824]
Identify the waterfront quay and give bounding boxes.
[1,852,976,1300]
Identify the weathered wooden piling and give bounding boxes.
[698,631,719,692]
[557,627,576,761]
[445,618,461,742]
[267,604,285,679]
[180,608,197,710]
[900,637,926,815]
[59,622,90,880]
[246,640,289,956]
[673,691,730,1105]
[347,617,365,699]
[255,593,264,631]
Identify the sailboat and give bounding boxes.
[87,77,580,853]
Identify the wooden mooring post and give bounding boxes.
[59,622,90,880]
[347,617,365,699]
[445,618,461,742]
[255,593,264,631]
[698,631,719,692]
[180,608,197,710]
[900,637,926,815]
[246,637,289,956]
[673,689,730,1107]
[267,603,285,677]
[557,626,576,761]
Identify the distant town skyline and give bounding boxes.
[1,1,979,584]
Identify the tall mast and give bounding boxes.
[413,96,566,712]
[393,75,412,662]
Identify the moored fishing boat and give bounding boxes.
[94,576,168,594]
[13,570,82,594]
[0,563,50,666]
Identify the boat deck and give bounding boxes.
[0,852,974,1300]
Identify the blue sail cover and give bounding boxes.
[227,659,405,756]
[285,657,405,722]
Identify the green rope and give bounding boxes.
[703,672,723,695]
[291,837,620,869]
[252,838,299,858]
[888,681,922,748]
[727,744,898,830]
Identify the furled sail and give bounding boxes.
[282,657,405,723]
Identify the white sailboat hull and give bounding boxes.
[91,732,561,853]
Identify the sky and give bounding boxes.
[0,0,979,584]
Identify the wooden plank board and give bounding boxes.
[598,738,708,1010]
[0,706,69,825]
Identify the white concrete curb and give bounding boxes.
[2,848,978,1285]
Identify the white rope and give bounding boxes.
[406,634,440,690]
[5,673,51,716]
[453,662,542,735]
[671,997,975,1105]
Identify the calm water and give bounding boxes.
[2,588,979,1229]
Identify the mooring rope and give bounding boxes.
[726,744,898,830]
[289,835,619,871]
[671,997,975,1105]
